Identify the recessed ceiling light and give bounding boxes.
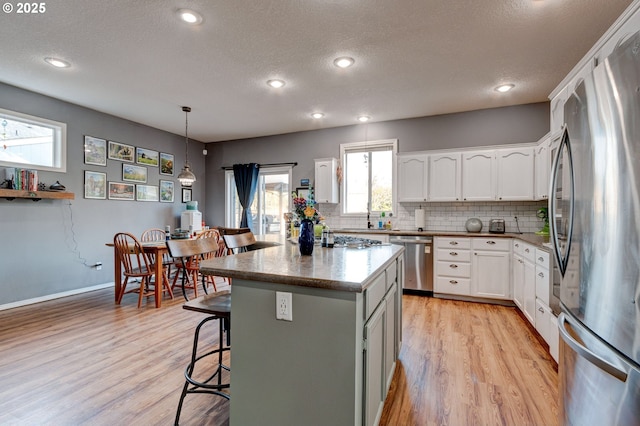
[495,84,515,93]
[311,112,325,119]
[177,9,203,25]
[334,57,355,68]
[357,115,370,122]
[44,57,70,68]
[267,79,286,88]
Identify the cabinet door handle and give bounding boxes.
[449,241,458,245]
[538,272,545,277]
[515,243,519,248]
[449,264,458,268]
[449,280,458,284]
[538,307,545,313]
[449,252,458,256]
[525,248,530,253]
[486,241,496,245]
[538,257,544,262]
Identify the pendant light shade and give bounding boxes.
[177,106,196,187]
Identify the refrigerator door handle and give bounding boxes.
[558,313,628,382]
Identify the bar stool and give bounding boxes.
[175,290,231,425]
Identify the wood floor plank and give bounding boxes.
[0,288,557,425]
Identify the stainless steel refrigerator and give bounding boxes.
[550,31,640,425]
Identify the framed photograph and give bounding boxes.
[159,180,174,203]
[182,188,192,203]
[122,163,147,183]
[160,152,174,176]
[296,187,310,200]
[136,184,159,202]
[108,141,135,162]
[84,170,107,199]
[84,136,107,166]
[136,147,159,167]
[108,182,135,200]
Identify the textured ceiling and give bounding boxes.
[0,0,633,142]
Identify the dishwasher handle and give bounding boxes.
[390,239,433,245]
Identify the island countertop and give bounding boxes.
[199,238,404,293]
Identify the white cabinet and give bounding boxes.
[594,8,640,66]
[497,147,535,201]
[434,237,471,296]
[384,284,397,393]
[512,241,524,309]
[429,153,461,201]
[363,302,385,426]
[512,240,536,324]
[522,251,536,325]
[535,300,559,362]
[462,150,496,201]
[397,154,428,202]
[314,158,339,203]
[534,134,551,200]
[550,87,568,133]
[471,238,511,300]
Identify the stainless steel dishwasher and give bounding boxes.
[389,236,433,295]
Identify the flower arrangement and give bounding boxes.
[292,188,322,224]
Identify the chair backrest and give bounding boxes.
[114,232,152,276]
[198,228,230,258]
[216,227,252,236]
[166,237,219,260]
[222,231,257,253]
[141,228,166,242]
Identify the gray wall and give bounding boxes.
[0,83,205,306]
[204,102,549,224]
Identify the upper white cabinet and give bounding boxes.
[534,134,551,200]
[497,147,535,201]
[462,150,496,201]
[429,153,461,201]
[314,158,339,203]
[549,87,569,134]
[397,154,428,202]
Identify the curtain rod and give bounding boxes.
[221,162,298,170]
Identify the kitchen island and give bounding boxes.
[199,239,405,426]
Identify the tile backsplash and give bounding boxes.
[319,201,549,234]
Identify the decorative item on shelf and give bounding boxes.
[177,106,196,187]
[536,207,550,236]
[292,187,323,255]
[465,217,483,233]
[49,181,66,191]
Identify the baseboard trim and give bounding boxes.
[0,282,115,311]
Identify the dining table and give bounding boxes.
[106,240,170,308]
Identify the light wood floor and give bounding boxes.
[0,287,558,425]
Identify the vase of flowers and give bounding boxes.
[292,189,322,255]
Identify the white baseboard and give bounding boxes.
[0,282,115,311]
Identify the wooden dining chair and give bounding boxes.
[200,229,232,288]
[141,228,173,298]
[114,232,166,308]
[221,231,257,254]
[167,238,219,300]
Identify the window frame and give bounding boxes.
[339,138,397,217]
[0,108,67,173]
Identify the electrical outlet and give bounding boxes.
[276,291,292,321]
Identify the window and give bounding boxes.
[0,108,67,172]
[340,139,397,215]
[225,166,292,235]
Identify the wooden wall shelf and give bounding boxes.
[0,188,75,201]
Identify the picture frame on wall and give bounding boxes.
[136,147,159,167]
[160,152,174,176]
[136,185,159,202]
[108,182,135,200]
[122,163,147,183]
[108,141,135,162]
[159,180,174,203]
[84,170,107,199]
[182,188,192,203]
[84,136,107,166]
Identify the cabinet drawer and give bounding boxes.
[435,276,471,295]
[472,238,510,251]
[364,273,386,320]
[436,260,471,278]
[535,248,550,268]
[535,265,550,305]
[385,261,397,290]
[436,237,470,250]
[522,243,536,262]
[436,248,471,262]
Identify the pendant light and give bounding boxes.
[177,106,196,187]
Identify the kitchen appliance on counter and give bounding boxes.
[389,236,433,295]
[488,219,505,234]
[551,31,640,425]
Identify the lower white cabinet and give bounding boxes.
[522,255,536,324]
[364,302,385,426]
[535,299,559,362]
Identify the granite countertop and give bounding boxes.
[199,237,404,293]
[333,228,551,250]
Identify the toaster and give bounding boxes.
[488,219,505,234]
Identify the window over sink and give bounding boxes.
[340,138,396,215]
